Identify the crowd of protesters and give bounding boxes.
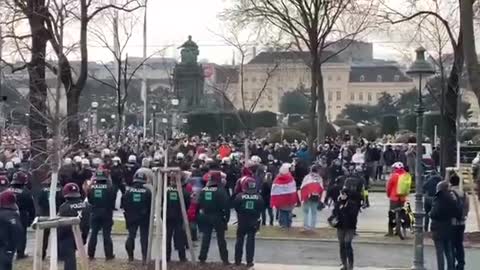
[0,127,471,270]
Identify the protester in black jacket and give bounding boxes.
[430,181,462,270]
[423,171,441,232]
[331,188,360,270]
[0,191,23,270]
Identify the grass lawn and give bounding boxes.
[15,259,248,270]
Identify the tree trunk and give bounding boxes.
[460,0,480,107]
[27,3,49,200]
[316,66,327,146]
[309,55,319,151]
[67,89,80,144]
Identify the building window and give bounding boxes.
[359,75,365,82]
[376,93,382,100]
[368,93,372,101]
[336,91,341,101]
[377,75,382,82]
[244,77,249,82]
[328,75,332,81]
[252,77,257,82]
[328,91,333,101]
[336,106,341,109]
[350,92,355,101]
[394,75,400,82]
[337,76,342,81]
[359,92,364,101]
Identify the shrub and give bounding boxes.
[269,129,306,143]
[333,118,356,127]
[401,114,417,132]
[381,115,399,135]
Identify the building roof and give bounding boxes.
[349,65,412,83]
[248,51,343,64]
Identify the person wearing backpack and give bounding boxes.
[449,174,469,270]
[386,162,410,236]
[430,180,462,270]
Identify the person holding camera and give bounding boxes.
[329,188,360,270]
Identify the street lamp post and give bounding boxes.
[91,102,99,135]
[170,98,179,138]
[152,103,158,141]
[406,47,435,270]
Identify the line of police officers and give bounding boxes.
[0,159,266,269]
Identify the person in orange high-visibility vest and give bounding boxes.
[386,162,408,236]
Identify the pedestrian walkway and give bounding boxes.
[252,263,405,270]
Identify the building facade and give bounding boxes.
[227,43,417,120]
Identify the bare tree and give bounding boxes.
[89,10,163,139]
[460,0,480,109]
[223,0,377,150]
[379,0,463,169]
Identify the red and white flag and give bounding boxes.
[300,173,324,203]
[270,173,298,209]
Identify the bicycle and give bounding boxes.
[388,202,413,240]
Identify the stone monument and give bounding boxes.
[173,36,205,111]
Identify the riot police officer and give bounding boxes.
[0,190,23,270]
[8,171,35,259]
[58,183,91,270]
[87,170,116,260]
[233,177,264,267]
[197,171,230,264]
[121,171,152,262]
[38,175,64,259]
[124,155,139,186]
[165,173,190,262]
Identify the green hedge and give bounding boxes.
[401,114,417,132]
[269,129,306,143]
[185,111,278,135]
[423,113,441,139]
[381,115,399,135]
[333,119,356,127]
[292,119,337,137]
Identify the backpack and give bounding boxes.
[396,173,412,197]
[343,176,362,194]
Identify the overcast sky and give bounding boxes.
[82,0,433,65]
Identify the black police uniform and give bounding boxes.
[57,197,91,270]
[0,206,22,270]
[197,182,230,263]
[121,180,152,261]
[38,181,64,259]
[165,184,190,262]
[8,183,35,258]
[233,189,264,266]
[86,176,116,259]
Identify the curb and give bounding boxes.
[108,231,480,249]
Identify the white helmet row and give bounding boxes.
[81,159,90,166]
[73,156,82,163]
[128,155,137,163]
[176,152,185,160]
[101,148,111,158]
[5,162,13,170]
[92,157,102,167]
[11,157,21,166]
[63,157,72,165]
[112,156,121,163]
[251,155,262,164]
[0,162,4,169]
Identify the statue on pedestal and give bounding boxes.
[173,36,204,112]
